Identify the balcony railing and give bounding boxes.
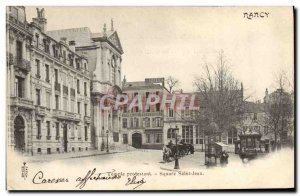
[10,97,34,110]
[53,109,81,122]
[122,111,163,117]
[55,82,61,92]
[35,105,46,116]
[84,116,91,123]
[9,54,31,73]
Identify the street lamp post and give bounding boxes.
[106,130,109,153]
[174,126,179,169]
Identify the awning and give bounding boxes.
[214,142,229,147]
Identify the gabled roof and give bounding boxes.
[92,30,123,54]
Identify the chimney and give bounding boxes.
[60,37,67,45]
[103,23,107,37]
[111,18,114,31]
[32,8,47,32]
[69,41,76,52]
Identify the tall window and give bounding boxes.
[155,133,162,143]
[45,64,50,82]
[113,132,119,142]
[85,126,88,141]
[56,122,59,138]
[182,125,193,144]
[77,102,81,114]
[169,109,174,117]
[15,77,24,98]
[16,41,22,60]
[134,118,139,128]
[55,95,59,109]
[36,89,41,106]
[146,134,151,143]
[77,79,80,93]
[43,39,50,53]
[35,59,40,78]
[84,104,87,116]
[130,118,134,128]
[122,118,127,128]
[156,103,160,112]
[154,117,162,127]
[144,117,150,128]
[84,82,87,96]
[195,126,204,144]
[46,121,51,138]
[54,69,58,83]
[36,120,41,139]
[228,128,238,144]
[46,92,51,108]
[123,134,128,144]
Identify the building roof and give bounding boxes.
[47,27,93,47]
[123,81,164,91]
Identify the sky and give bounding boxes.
[25,6,294,100]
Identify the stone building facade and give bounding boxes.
[121,78,167,149]
[7,6,92,155]
[45,16,124,151]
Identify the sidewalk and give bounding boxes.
[25,146,136,163]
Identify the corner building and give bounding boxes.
[7,7,92,155]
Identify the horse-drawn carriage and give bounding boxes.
[162,140,194,162]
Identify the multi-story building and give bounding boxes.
[7,7,92,155]
[45,15,124,151]
[121,78,167,149]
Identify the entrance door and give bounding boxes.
[14,116,25,152]
[132,133,142,148]
[63,124,68,152]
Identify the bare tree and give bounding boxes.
[165,76,179,93]
[264,71,294,150]
[193,51,245,133]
